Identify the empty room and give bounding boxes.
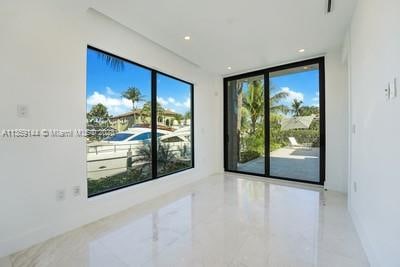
[0,0,399,266]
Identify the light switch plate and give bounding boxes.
[389,80,396,99]
[72,186,81,197]
[385,83,390,100]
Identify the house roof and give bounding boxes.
[110,109,178,120]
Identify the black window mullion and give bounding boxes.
[264,73,270,177]
[190,83,195,168]
[319,60,326,185]
[151,71,158,179]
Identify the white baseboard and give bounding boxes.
[348,205,379,267]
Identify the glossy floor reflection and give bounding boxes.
[9,174,369,267]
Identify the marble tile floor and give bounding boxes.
[3,173,369,267]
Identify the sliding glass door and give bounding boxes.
[225,75,265,175]
[224,58,325,184]
[269,63,323,182]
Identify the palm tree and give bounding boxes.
[132,142,177,174]
[156,102,165,120]
[269,85,289,114]
[291,99,303,116]
[241,82,290,134]
[140,101,166,124]
[298,105,319,116]
[131,143,152,176]
[157,143,177,173]
[122,87,144,111]
[183,111,191,125]
[240,107,250,130]
[97,52,124,71]
[243,80,264,134]
[140,102,151,124]
[184,111,191,120]
[174,113,184,124]
[87,103,110,126]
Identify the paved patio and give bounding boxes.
[238,147,320,182]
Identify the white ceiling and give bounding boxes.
[91,0,357,75]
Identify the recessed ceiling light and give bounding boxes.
[303,66,309,70]
[227,66,232,70]
[184,36,191,40]
[298,48,305,53]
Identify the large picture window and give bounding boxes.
[86,46,193,197]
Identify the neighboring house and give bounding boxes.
[109,108,190,132]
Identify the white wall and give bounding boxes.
[0,0,222,257]
[324,48,349,193]
[347,0,400,266]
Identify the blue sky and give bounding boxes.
[270,69,320,107]
[86,48,191,116]
[157,73,191,115]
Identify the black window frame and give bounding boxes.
[87,45,194,197]
[223,57,326,185]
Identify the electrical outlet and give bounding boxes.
[353,181,357,193]
[385,83,391,100]
[72,186,81,197]
[17,104,28,118]
[56,190,65,201]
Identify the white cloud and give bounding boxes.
[312,91,319,102]
[155,95,191,114]
[136,101,145,109]
[184,98,191,108]
[122,98,132,108]
[106,86,117,96]
[280,87,304,102]
[158,96,190,109]
[87,91,132,115]
[157,97,168,106]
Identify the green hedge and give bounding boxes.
[88,161,191,196]
[270,129,320,148]
[239,150,260,163]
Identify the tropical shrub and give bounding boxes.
[88,142,191,195]
[271,129,320,148]
[87,168,150,196]
[239,150,260,163]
